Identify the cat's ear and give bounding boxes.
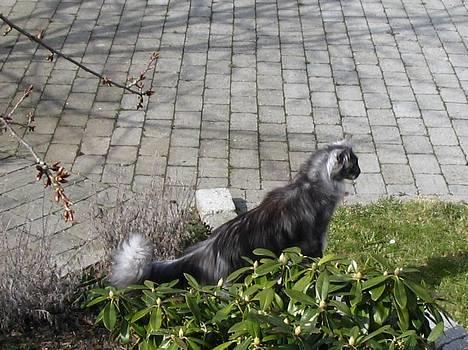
[333,134,353,147]
[336,148,350,167]
[327,148,349,177]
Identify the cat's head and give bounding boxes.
[326,140,361,182]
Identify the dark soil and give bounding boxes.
[0,310,123,350]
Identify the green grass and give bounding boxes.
[329,198,468,327]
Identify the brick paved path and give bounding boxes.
[1,0,467,262]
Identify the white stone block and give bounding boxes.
[195,188,237,229]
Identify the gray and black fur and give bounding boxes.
[109,141,360,288]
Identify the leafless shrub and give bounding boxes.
[92,181,202,265]
[0,225,81,333]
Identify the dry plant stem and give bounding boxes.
[0,13,151,98]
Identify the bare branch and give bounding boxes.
[0,13,158,106]
[127,52,160,90]
[1,86,40,163]
[0,86,75,222]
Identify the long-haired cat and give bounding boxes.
[109,140,360,287]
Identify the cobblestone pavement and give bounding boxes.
[1,0,468,263]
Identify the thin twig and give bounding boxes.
[0,13,155,99]
[1,86,41,162]
[1,86,75,221]
[127,52,160,90]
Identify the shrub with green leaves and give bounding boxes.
[88,248,447,349]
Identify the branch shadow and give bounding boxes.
[411,251,468,289]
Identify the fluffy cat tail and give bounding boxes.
[109,234,153,288]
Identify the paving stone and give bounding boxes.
[315,125,343,143]
[198,158,228,178]
[201,121,229,140]
[230,113,258,131]
[402,135,433,154]
[116,111,145,128]
[197,177,229,189]
[313,107,341,125]
[231,96,257,113]
[286,115,314,133]
[168,147,199,167]
[132,175,164,193]
[416,94,445,111]
[59,112,89,128]
[393,101,421,118]
[259,123,287,141]
[284,69,308,84]
[102,163,134,184]
[336,85,362,101]
[257,90,284,106]
[138,135,167,157]
[204,88,230,105]
[175,95,203,112]
[32,116,59,135]
[231,81,256,97]
[285,99,312,115]
[178,80,204,96]
[166,166,197,185]
[146,103,174,120]
[397,118,427,136]
[414,174,449,195]
[230,149,259,168]
[52,126,83,144]
[80,136,110,155]
[110,127,142,146]
[289,151,309,172]
[199,139,228,159]
[257,74,282,90]
[446,103,468,119]
[309,90,337,112]
[202,105,229,122]
[261,160,290,181]
[421,110,450,127]
[36,99,64,117]
[339,100,366,117]
[260,141,288,161]
[72,155,106,174]
[386,184,418,196]
[439,87,467,104]
[434,146,467,165]
[428,127,459,146]
[441,165,468,185]
[230,168,260,189]
[356,153,380,173]
[205,74,230,89]
[135,155,166,176]
[284,83,309,99]
[343,117,371,134]
[106,146,138,165]
[229,130,257,149]
[376,144,407,164]
[170,128,200,148]
[288,133,316,152]
[372,126,401,144]
[354,173,386,195]
[387,85,415,101]
[408,154,441,174]
[232,67,256,82]
[453,120,468,137]
[381,164,414,184]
